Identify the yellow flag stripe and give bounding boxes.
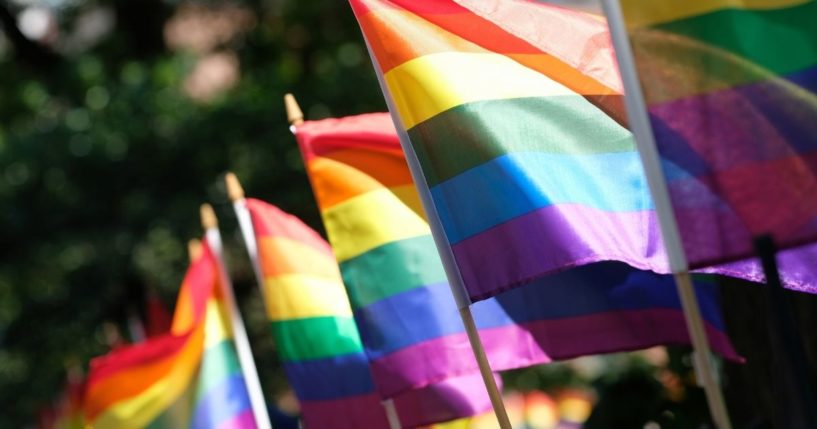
[390,184,427,221]
[384,51,575,129]
[264,274,353,321]
[203,299,233,349]
[322,187,430,262]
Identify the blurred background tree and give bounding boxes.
[0,0,385,425]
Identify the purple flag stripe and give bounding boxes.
[393,373,499,428]
[450,204,667,300]
[370,309,740,396]
[299,394,391,429]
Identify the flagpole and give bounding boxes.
[225,174,266,291]
[226,176,309,429]
[201,203,273,429]
[600,1,732,428]
[227,172,401,429]
[126,307,146,343]
[350,39,512,429]
[382,399,403,429]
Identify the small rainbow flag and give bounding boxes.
[246,199,499,428]
[83,241,255,428]
[244,199,392,429]
[617,0,817,276]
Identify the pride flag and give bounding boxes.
[246,199,505,427]
[83,241,255,429]
[349,0,817,299]
[189,256,256,429]
[293,112,739,403]
[617,0,817,269]
[244,199,391,429]
[246,199,512,429]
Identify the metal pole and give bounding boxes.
[382,399,403,429]
[201,204,272,429]
[225,174,266,290]
[600,1,732,427]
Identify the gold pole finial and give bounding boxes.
[187,238,203,262]
[284,93,304,126]
[200,203,218,230]
[225,172,245,202]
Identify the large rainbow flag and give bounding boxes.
[617,0,817,270]
[349,0,817,299]
[245,199,501,428]
[293,112,739,409]
[83,241,256,428]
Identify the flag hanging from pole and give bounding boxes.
[189,252,257,429]
[245,199,503,428]
[348,0,817,298]
[293,112,740,400]
[83,241,255,429]
[615,0,817,274]
[244,200,392,429]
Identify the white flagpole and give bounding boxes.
[201,203,273,429]
[126,308,146,343]
[356,37,511,427]
[382,399,403,429]
[227,171,399,429]
[225,174,266,292]
[600,1,732,428]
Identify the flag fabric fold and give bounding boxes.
[293,112,740,405]
[83,242,255,429]
[617,0,817,272]
[349,0,817,300]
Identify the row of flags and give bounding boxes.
[44,0,816,427]
[70,112,742,428]
[73,164,736,428]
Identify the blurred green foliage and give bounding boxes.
[0,0,384,425]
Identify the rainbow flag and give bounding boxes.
[189,263,256,428]
[617,1,817,271]
[244,199,391,429]
[349,0,817,298]
[245,199,502,427]
[293,112,739,404]
[83,242,255,428]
